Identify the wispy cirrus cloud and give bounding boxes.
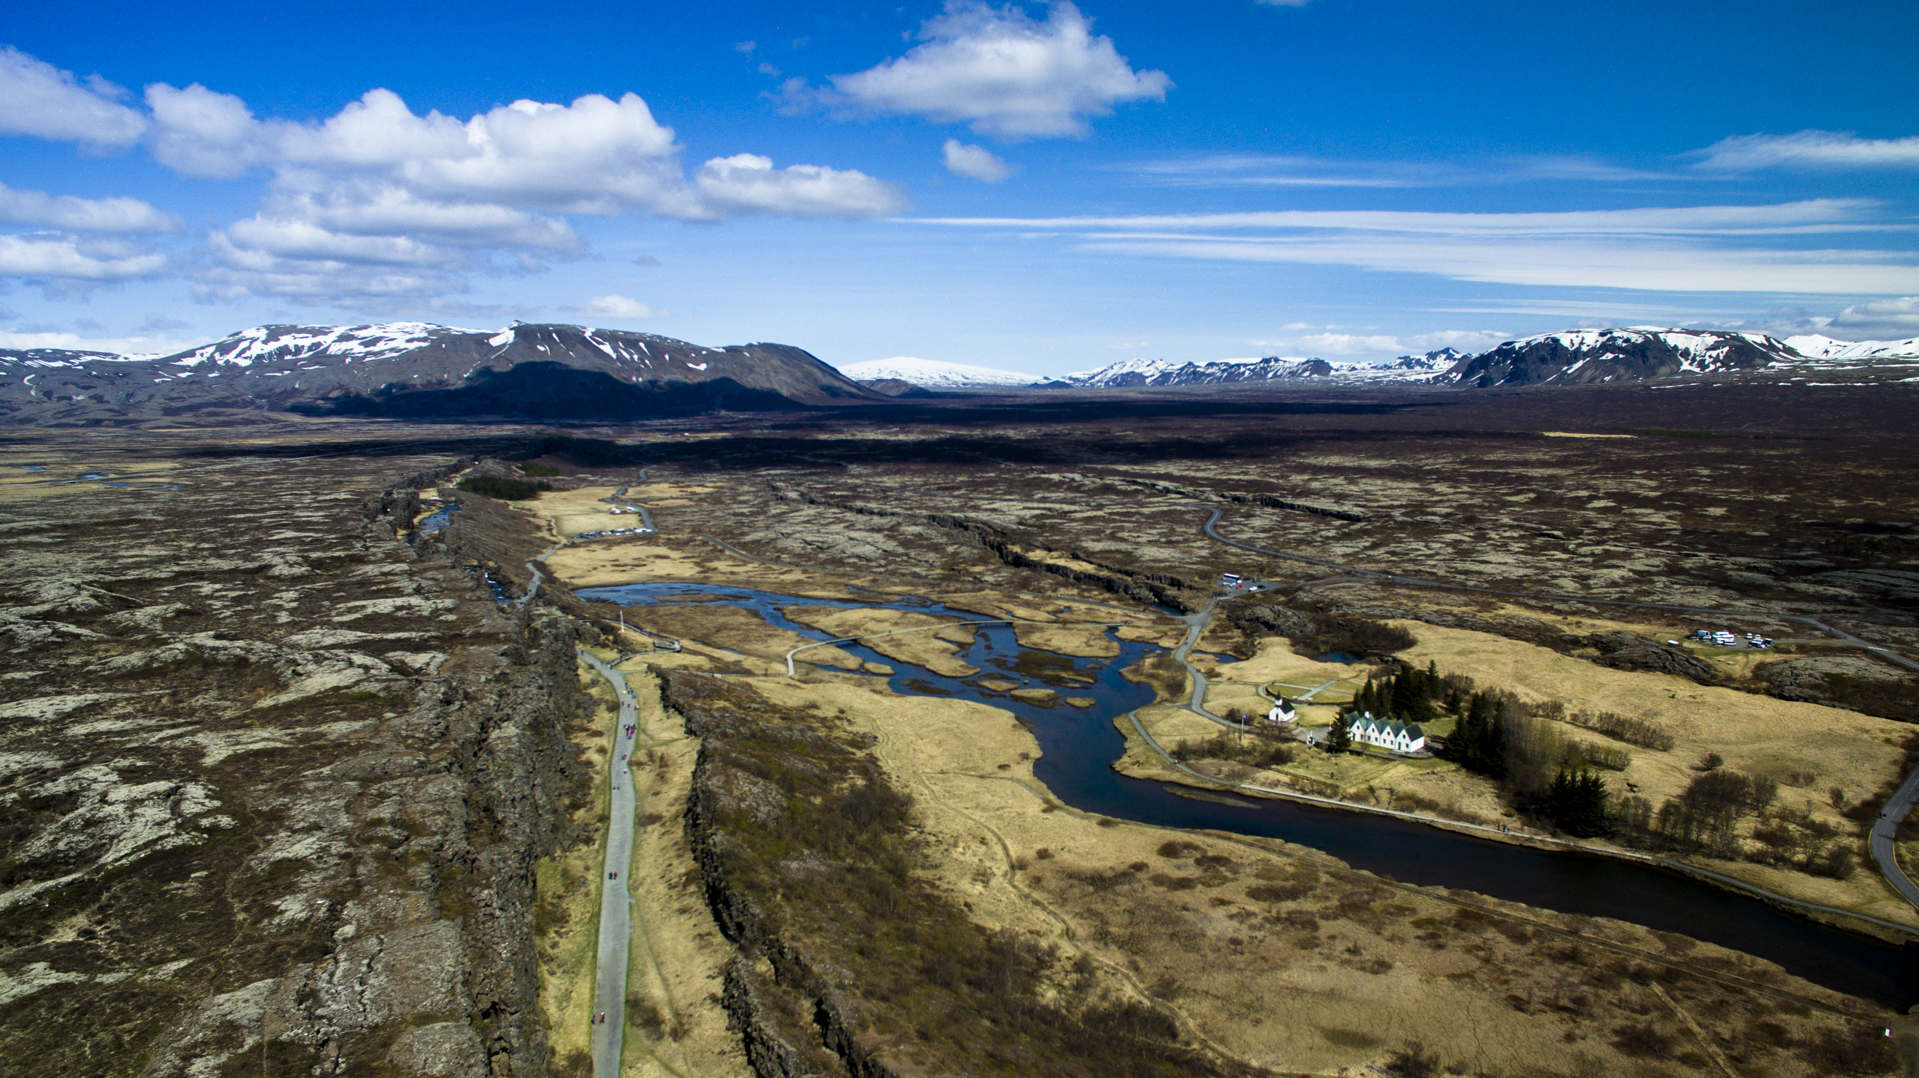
[1129,153,1686,190]
[913,200,1919,295]
[1691,130,1919,171]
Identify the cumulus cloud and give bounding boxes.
[1403,329,1512,353]
[269,184,581,251]
[1281,332,1403,356]
[128,73,907,301]
[577,294,658,321]
[144,82,265,177]
[0,182,179,233]
[694,154,906,217]
[1692,130,1919,171]
[942,139,1011,182]
[822,1,1170,137]
[0,234,165,280]
[220,216,446,266]
[0,46,146,147]
[1798,296,1919,341]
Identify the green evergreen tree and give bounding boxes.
[1327,717,1352,754]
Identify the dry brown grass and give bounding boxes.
[749,666,1895,1078]
[612,666,751,1078]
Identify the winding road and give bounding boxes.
[579,649,642,1078]
[1199,504,1919,916]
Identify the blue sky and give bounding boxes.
[3,0,1917,373]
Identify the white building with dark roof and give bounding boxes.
[1345,712,1426,754]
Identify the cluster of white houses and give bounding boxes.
[1263,697,1427,755]
[1690,628,1773,649]
[1343,713,1427,754]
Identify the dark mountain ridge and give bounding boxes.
[0,322,874,423]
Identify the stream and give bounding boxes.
[578,580,1919,1010]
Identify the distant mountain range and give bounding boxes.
[870,330,1919,391]
[7,323,1917,424]
[1435,329,1919,388]
[1059,350,1462,389]
[0,322,873,423]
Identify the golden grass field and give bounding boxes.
[516,461,1915,1076]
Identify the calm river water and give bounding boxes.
[579,581,1919,1010]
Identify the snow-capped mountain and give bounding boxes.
[838,356,1039,388]
[1065,355,1335,388]
[1438,328,1802,388]
[162,323,457,369]
[1783,334,1919,362]
[0,322,876,422]
[1062,351,1455,388]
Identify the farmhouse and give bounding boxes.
[1345,712,1426,754]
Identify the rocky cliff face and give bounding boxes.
[0,434,593,1077]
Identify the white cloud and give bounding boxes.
[0,234,164,280]
[915,199,1888,236]
[221,216,446,266]
[1692,130,1919,171]
[0,46,146,147]
[0,329,195,357]
[1248,328,1506,359]
[824,1,1170,137]
[144,82,265,177]
[942,139,1012,182]
[916,201,1919,295]
[0,182,179,232]
[1080,234,1919,294]
[1805,296,1919,340]
[134,79,903,303]
[577,294,658,321]
[272,184,581,251]
[1403,329,1512,353]
[1132,152,1683,189]
[1251,329,1404,354]
[694,154,906,217]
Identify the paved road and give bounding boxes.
[579,650,642,1078]
[1201,504,1919,915]
[1872,765,1919,909]
[1169,596,1229,724]
[598,483,656,533]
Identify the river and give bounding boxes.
[578,580,1919,1011]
